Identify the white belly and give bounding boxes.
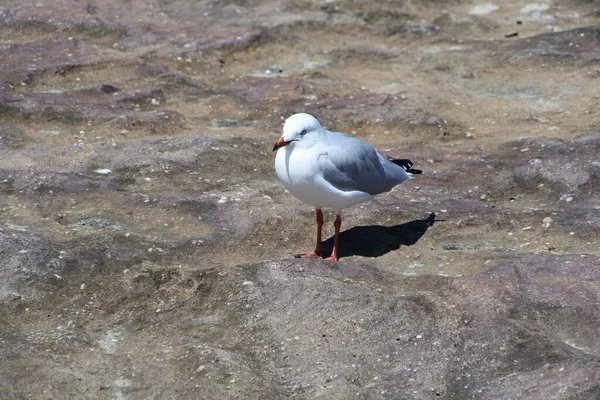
[275,147,374,211]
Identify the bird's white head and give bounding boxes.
[272,113,325,152]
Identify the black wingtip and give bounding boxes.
[390,159,422,174]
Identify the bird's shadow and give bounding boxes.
[321,212,436,259]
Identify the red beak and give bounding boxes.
[272,137,292,151]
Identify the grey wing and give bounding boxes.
[318,134,397,195]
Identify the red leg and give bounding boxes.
[294,208,324,258]
[324,214,341,261]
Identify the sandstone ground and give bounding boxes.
[1,0,599,399]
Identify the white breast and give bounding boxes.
[274,146,374,210]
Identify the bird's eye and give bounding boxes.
[300,130,307,136]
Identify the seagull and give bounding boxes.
[273,113,421,261]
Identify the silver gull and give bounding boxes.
[273,113,421,261]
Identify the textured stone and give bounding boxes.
[0,0,599,399]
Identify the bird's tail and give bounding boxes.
[390,159,423,175]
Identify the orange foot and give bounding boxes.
[324,255,339,261]
[294,251,322,259]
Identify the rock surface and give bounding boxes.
[1,0,599,399]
